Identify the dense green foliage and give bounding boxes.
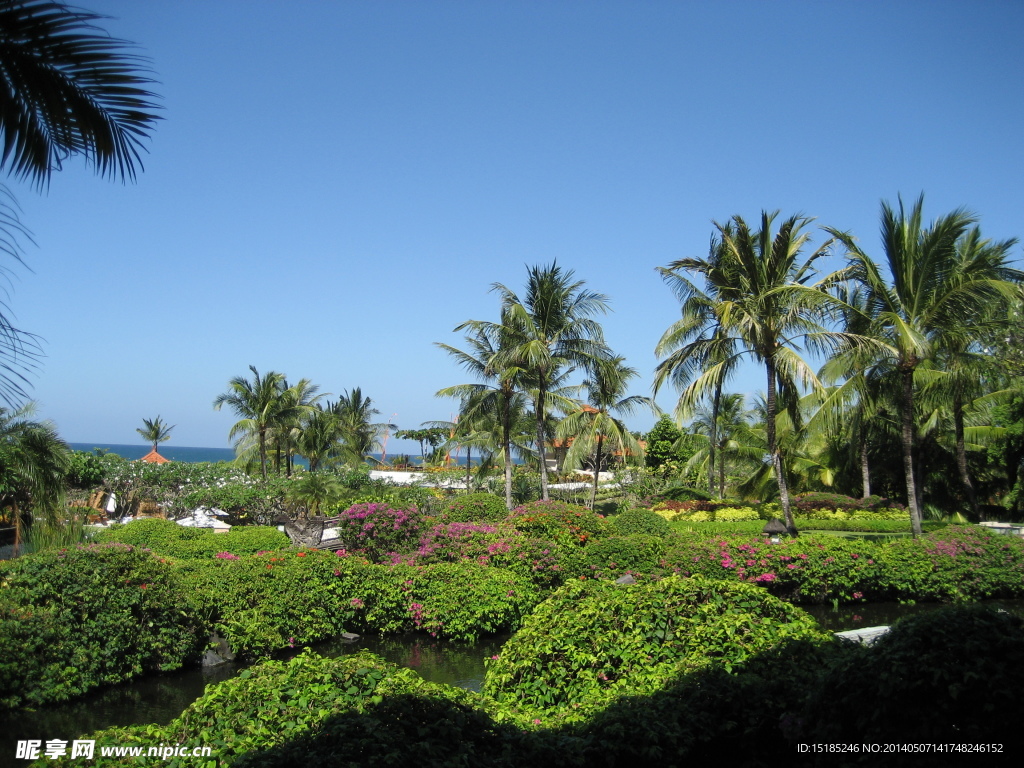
[439,492,509,523]
[659,526,1024,604]
[505,500,607,545]
[797,605,1024,752]
[95,518,289,558]
[0,544,204,707]
[34,605,1024,768]
[483,575,828,716]
[179,551,540,656]
[608,507,672,536]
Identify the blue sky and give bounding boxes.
[8,0,1023,454]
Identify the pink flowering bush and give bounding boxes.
[660,534,880,603]
[332,502,422,562]
[398,521,503,564]
[873,525,1024,601]
[657,526,1024,604]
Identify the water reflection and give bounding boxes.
[0,633,502,768]
[803,598,1024,632]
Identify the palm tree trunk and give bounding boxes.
[709,385,720,496]
[766,358,796,535]
[502,398,514,510]
[536,387,550,501]
[860,433,871,499]
[591,435,604,510]
[466,445,472,493]
[900,366,924,537]
[952,389,980,519]
[719,449,726,498]
[258,429,268,480]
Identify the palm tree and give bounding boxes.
[0,0,160,188]
[269,378,321,476]
[825,195,1022,535]
[285,472,343,519]
[0,0,161,403]
[660,212,849,534]
[437,323,531,508]
[295,402,344,472]
[686,393,760,498]
[334,388,394,466]
[136,416,174,454]
[0,402,70,553]
[656,227,741,494]
[556,356,651,508]
[912,227,1021,519]
[815,283,892,499]
[490,263,610,501]
[213,366,288,479]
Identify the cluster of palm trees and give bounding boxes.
[654,196,1022,534]
[437,263,651,510]
[213,366,394,479]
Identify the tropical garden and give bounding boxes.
[2,1,1024,765]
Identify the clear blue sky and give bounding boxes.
[9,0,1023,454]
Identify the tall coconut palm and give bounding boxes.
[656,227,742,494]
[557,356,651,509]
[490,262,610,500]
[914,227,1022,518]
[269,378,321,476]
[213,366,288,480]
[0,0,161,404]
[661,212,851,534]
[295,402,344,472]
[814,283,893,499]
[0,402,69,553]
[334,388,394,467]
[825,196,1022,535]
[437,323,531,508]
[136,416,174,454]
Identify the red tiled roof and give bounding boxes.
[139,448,170,464]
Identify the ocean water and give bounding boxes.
[68,443,238,463]
[67,444,480,467]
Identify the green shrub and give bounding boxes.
[96,518,289,559]
[799,605,1024,751]
[712,506,760,522]
[609,508,672,537]
[40,651,500,768]
[655,485,711,502]
[505,500,607,544]
[440,492,509,523]
[180,552,540,656]
[564,534,666,579]
[483,575,828,717]
[872,525,1024,601]
[0,544,204,707]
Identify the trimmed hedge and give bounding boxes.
[179,551,541,656]
[95,518,289,558]
[609,508,672,537]
[657,526,1024,604]
[0,543,204,707]
[483,575,828,717]
[439,492,509,523]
